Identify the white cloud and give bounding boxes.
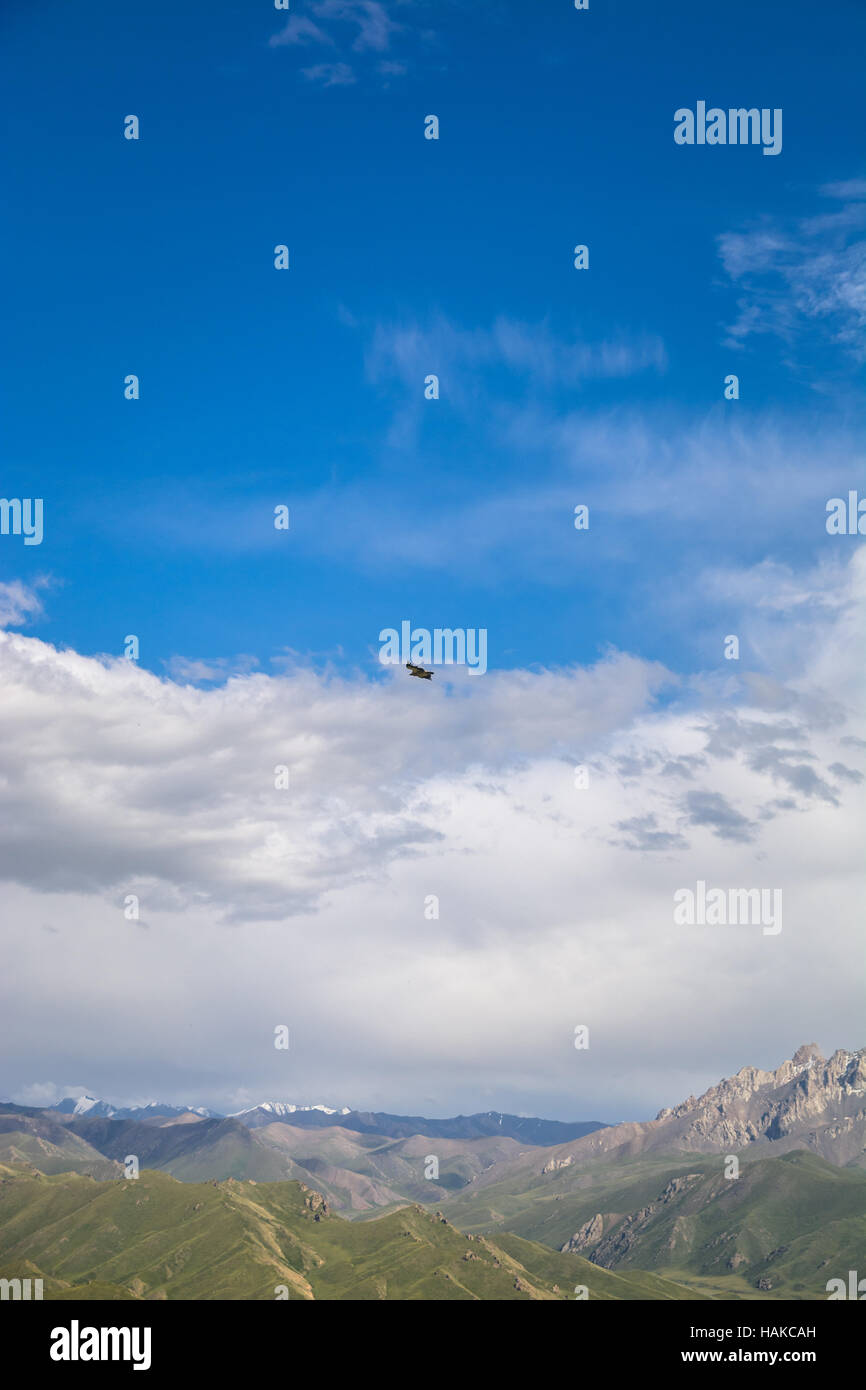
[11,1081,65,1107]
[0,578,47,628]
[0,553,862,1117]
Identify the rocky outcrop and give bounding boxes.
[543,1155,574,1174]
[301,1186,329,1217]
[561,1212,604,1252]
[569,1174,703,1265]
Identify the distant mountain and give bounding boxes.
[52,1095,116,1117]
[0,1102,605,1213]
[51,1096,218,1121]
[0,1109,119,1180]
[233,1106,606,1145]
[40,1095,607,1146]
[7,1043,861,1217]
[231,1101,351,1121]
[0,1164,706,1301]
[0,1106,553,1210]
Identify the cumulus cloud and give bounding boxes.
[0,635,669,916]
[0,552,862,1117]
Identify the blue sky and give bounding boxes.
[3,0,864,681]
[1,1,864,1117]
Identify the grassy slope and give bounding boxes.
[4,1141,860,1301]
[0,1164,706,1301]
[440,1151,725,1244]
[610,1152,866,1299]
[441,1149,866,1300]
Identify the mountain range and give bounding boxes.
[1,1043,863,1299]
[31,1096,606,1146]
[4,1042,862,1201]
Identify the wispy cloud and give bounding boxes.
[268,15,334,48]
[819,178,866,202]
[718,178,866,362]
[270,0,408,85]
[313,0,401,53]
[366,314,668,391]
[98,405,863,641]
[164,654,261,683]
[301,61,357,86]
[0,578,48,628]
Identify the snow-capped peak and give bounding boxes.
[73,1094,104,1114]
[231,1100,351,1117]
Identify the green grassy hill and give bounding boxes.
[439,1149,866,1300]
[440,1150,727,1244]
[0,1163,706,1301]
[579,1151,866,1299]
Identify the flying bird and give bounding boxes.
[406,662,433,680]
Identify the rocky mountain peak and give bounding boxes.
[647,1043,866,1162]
[655,1043,831,1122]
